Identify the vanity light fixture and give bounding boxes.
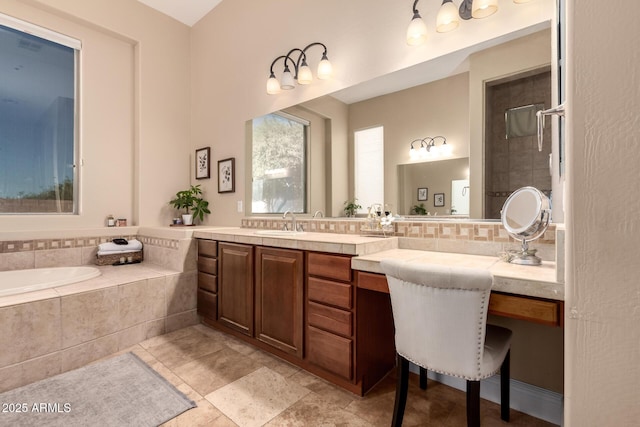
[409,0,513,44]
[266,42,332,95]
[409,136,452,159]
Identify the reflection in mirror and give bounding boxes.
[451,180,470,216]
[398,158,469,216]
[500,186,550,265]
[246,28,553,220]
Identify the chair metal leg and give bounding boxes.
[500,350,511,422]
[466,380,481,427]
[419,367,428,390]
[392,354,410,427]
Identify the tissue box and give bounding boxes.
[95,250,143,266]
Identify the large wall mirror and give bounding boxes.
[246,24,555,220]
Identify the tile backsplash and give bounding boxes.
[242,217,559,262]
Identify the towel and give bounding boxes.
[97,249,141,256]
[98,239,143,253]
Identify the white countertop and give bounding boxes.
[351,249,563,301]
[193,228,398,256]
[193,228,564,301]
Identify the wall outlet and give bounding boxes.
[237,200,243,212]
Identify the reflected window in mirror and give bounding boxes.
[354,126,384,214]
[251,112,308,214]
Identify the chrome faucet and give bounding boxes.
[282,210,297,232]
[312,210,324,219]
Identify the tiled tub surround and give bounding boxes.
[241,217,560,263]
[0,227,200,393]
[0,226,197,273]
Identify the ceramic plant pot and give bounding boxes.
[182,214,194,226]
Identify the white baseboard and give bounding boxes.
[408,364,563,426]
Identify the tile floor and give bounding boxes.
[111,324,557,426]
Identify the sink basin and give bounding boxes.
[253,230,306,236]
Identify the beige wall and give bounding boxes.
[564,0,640,425]
[0,0,190,230]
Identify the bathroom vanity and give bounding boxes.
[194,227,563,396]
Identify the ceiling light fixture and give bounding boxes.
[266,42,332,95]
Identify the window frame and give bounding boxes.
[0,13,81,215]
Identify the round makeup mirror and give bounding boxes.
[501,186,551,265]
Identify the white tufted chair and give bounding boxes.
[380,259,512,427]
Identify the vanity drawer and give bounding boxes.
[197,289,217,320]
[307,326,353,380]
[308,277,352,309]
[307,252,352,282]
[198,257,218,275]
[198,272,217,293]
[356,271,389,293]
[198,240,217,257]
[489,292,562,327]
[308,301,352,337]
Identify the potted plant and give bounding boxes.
[411,203,427,215]
[343,198,362,217]
[169,184,211,225]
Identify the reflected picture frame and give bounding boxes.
[195,147,210,180]
[218,157,235,193]
[417,187,428,201]
[434,193,445,207]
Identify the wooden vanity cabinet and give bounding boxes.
[197,240,218,320]
[217,242,254,336]
[255,247,304,358]
[305,252,355,381]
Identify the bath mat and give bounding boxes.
[0,352,195,427]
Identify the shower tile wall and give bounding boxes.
[485,71,552,218]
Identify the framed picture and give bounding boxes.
[434,193,445,207]
[195,147,210,180]
[218,157,235,193]
[417,187,428,201]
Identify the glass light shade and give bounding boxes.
[266,76,281,94]
[280,68,295,90]
[418,145,428,158]
[441,142,453,155]
[297,64,313,85]
[317,57,332,80]
[410,147,419,159]
[436,1,460,33]
[472,0,498,18]
[406,14,428,46]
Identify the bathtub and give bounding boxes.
[0,266,102,298]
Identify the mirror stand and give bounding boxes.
[504,239,542,265]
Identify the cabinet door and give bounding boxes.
[255,247,304,358]
[218,242,254,336]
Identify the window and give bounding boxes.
[252,112,308,214]
[0,15,80,214]
[354,126,384,214]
